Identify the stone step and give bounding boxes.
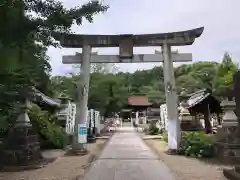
[223,169,240,180]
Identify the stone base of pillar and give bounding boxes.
[215,126,240,164]
[1,122,44,169]
[69,144,88,156]
[68,149,89,156]
[165,149,179,155]
[215,142,240,164]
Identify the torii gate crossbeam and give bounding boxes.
[62,53,192,64]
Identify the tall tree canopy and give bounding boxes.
[0,0,108,130]
[0,0,108,47]
[213,53,238,96]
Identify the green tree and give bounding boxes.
[0,0,108,48]
[0,0,109,132]
[88,73,128,116]
[176,75,201,94]
[50,75,80,99]
[213,52,238,97]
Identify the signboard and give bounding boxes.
[78,124,87,143]
[119,35,133,59]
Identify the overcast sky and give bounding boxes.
[47,0,240,75]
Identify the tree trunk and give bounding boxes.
[204,110,212,134]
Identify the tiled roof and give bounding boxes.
[33,87,61,107]
[128,96,151,106]
[186,89,222,114]
[187,89,210,108]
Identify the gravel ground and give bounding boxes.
[144,139,231,180]
[0,139,107,180]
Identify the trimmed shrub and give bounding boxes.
[179,132,214,158]
[161,131,214,158]
[147,122,159,135]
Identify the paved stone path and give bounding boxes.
[83,126,175,180]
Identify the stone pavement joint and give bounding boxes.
[82,126,176,180]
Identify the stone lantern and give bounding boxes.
[222,71,240,179]
[215,88,240,164]
[3,87,42,167]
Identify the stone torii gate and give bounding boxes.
[59,27,204,152]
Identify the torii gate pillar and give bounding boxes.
[73,44,91,151]
[162,44,180,151]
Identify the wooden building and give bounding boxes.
[187,89,222,133]
[121,96,151,123]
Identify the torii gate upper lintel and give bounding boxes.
[58,26,204,48]
[58,27,204,152]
